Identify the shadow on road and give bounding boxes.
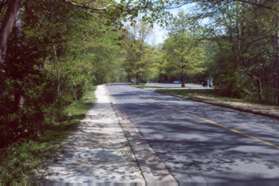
[109,84,279,186]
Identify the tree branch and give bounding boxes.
[63,0,111,12]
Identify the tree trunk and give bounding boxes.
[272,11,279,104]
[181,78,185,87]
[51,45,63,99]
[0,0,21,64]
[256,78,263,102]
[180,64,185,88]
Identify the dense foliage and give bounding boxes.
[182,0,279,103]
[0,0,129,148]
[154,0,278,103]
[161,32,206,86]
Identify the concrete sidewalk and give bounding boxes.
[35,85,177,185]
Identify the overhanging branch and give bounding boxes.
[63,0,111,12]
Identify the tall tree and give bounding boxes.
[0,0,21,65]
[163,32,205,87]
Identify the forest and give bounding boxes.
[0,0,278,170]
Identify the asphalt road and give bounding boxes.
[108,83,279,186]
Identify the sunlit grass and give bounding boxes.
[156,89,261,104]
[156,89,244,102]
[65,87,96,119]
[156,89,214,97]
[131,83,165,89]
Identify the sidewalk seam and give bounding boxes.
[115,107,180,186]
[105,85,178,185]
[111,103,148,186]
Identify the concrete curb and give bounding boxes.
[174,94,279,120]
[111,105,179,186]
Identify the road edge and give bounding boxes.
[112,106,179,186]
[106,85,178,186]
[157,92,279,120]
[190,96,279,120]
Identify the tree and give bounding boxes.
[174,0,279,102]
[0,0,136,147]
[121,20,153,83]
[0,0,21,65]
[163,32,205,87]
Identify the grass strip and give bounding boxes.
[0,87,96,184]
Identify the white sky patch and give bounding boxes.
[145,24,168,46]
[145,3,198,46]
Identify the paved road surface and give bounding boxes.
[108,83,279,186]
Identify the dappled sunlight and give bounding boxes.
[34,85,145,185]
[1,0,278,184]
[108,84,279,185]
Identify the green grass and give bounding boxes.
[130,83,146,89]
[156,89,214,97]
[64,87,96,119]
[156,89,244,102]
[131,83,165,89]
[0,87,96,184]
[156,88,279,106]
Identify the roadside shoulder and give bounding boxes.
[107,86,178,186]
[157,90,279,120]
